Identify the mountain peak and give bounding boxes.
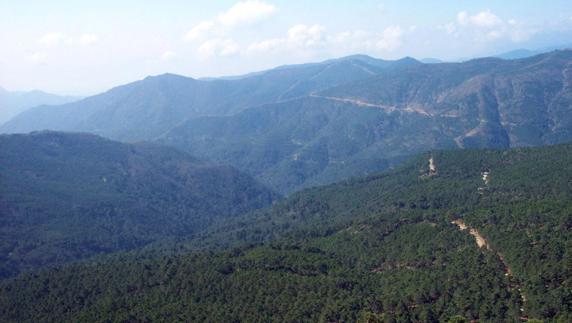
[143,73,194,82]
[330,54,420,66]
[396,56,421,64]
[335,54,377,62]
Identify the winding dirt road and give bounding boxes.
[452,219,527,315]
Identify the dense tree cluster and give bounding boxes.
[1,139,571,322]
[0,132,277,278]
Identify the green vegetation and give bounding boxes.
[5,51,572,194]
[0,131,277,278]
[160,50,572,193]
[1,142,571,322]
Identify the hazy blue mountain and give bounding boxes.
[317,50,572,148]
[0,131,277,278]
[4,51,572,194]
[0,55,418,141]
[493,44,572,60]
[494,49,541,60]
[0,87,79,125]
[159,50,572,193]
[420,57,444,64]
[158,96,440,193]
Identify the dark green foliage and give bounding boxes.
[0,220,521,322]
[1,142,571,322]
[0,131,277,278]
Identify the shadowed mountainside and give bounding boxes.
[160,51,572,192]
[3,51,572,193]
[0,131,277,278]
[1,142,571,322]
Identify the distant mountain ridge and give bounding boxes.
[493,44,572,60]
[159,50,572,192]
[1,55,419,141]
[3,51,572,193]
[0,87,79,125]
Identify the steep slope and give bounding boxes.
[319,50,572,148]
[158,96,451,193]
[0,56,416,141]
[0,131,277,278]
[158,51,572,193]
[1,143,571,322]
[5,51,572,195]
[0,87,79,125]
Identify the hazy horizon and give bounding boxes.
[2,0,572,96]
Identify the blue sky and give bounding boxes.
[1,0,571,95]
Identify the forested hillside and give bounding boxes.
[5,51,572,193]
[0,56,417,141]
[0,131,277,278]
[159,50,572,193]
[1,143,570,322]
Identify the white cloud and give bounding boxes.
[247,23,413,56]
[331,30,368,44]
[184,21,215,42]
[376,26,404,51]
[246,24,326,54]
[217,0,277,26]
[198,39,239,58]
[78,34,98,45]
[38,32,66,46]
[457,10,502,28]
[287,24,326,47]
[183,1,277,56]
[506,21,535,43]
[161,51,177,61]
[28,51,48,64]
[446,10,534,43]
[441,22,457,35]
[247,38,284,52]
[328,30,378,53]
[39,32,100,47]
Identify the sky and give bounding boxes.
[1,0,572,95]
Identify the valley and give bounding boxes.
[0,48,571,322]
[0,131,277,278]
[4,51,572,194]
[2,1,572,322]
[1,141,571,322]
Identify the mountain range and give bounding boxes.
[0,48,571,322]
[493,44,572,60]
[0,55,419,141]
[0,87,79,125]
[4,51,571,193]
